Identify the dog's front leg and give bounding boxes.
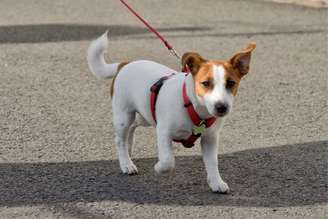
[201,134,230,193]
[154,126,175,174]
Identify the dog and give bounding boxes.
[87,31,256,193]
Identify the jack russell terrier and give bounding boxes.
[87,32,256,193]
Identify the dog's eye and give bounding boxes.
[201,81,211,88]
[226,80,235,89]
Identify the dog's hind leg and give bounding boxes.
[127,123,137,156]
[127,114,150,156]
[113,109,138,175]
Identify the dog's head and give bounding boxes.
[182,43,256,117]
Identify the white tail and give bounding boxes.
[87,31,119,79]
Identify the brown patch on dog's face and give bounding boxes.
[222,62,242,96]
[213,42,256,96]
[181,52,215,97]
[191,60,241,97]
[193,63,215,97]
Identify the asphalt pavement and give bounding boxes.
[0,0,327,218]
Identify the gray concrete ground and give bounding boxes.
[0,0,327,218]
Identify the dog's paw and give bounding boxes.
[154,161,174,174]
[120,160,138,175]
[208,178,230,194]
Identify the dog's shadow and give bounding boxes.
[0,141,326,207]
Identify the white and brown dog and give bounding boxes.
[87,32,256,193]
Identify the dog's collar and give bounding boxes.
[150,74,216,148]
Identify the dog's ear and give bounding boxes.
[229,43,256,77]
[181,52,206,75]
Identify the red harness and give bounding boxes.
[150,75,216,148]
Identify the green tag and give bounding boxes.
[193,123,206,135]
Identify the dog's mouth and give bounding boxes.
[214,111,228,118]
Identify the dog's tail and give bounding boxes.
[87,31,119,79]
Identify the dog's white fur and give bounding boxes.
[87,32,237,193]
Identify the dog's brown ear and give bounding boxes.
[229,43,256,77]
[181,52,206,75]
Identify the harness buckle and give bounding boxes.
[192,120,206,135]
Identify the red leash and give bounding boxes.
[119,0,181,61]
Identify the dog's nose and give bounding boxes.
[215,102,228,115]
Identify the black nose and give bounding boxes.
[215,102,228,114]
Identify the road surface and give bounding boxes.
[0,0,327,218]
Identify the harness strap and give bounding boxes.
[150,75,174,123]
[173,134,200,148]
